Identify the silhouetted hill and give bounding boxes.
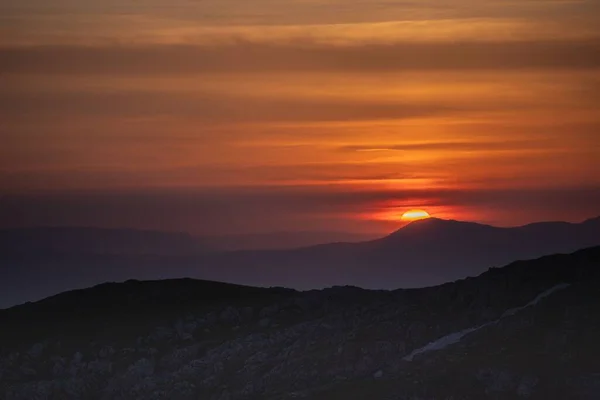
[199,231,377,251]
[0,227,377,255]
[2,279,294,320]
[2,216,600,307]
[583,215,600,226]
[200,215,600,289]
[384,217,494,238]
[1,247,599,399]
[0,279,295,348]
[0,227,205,256]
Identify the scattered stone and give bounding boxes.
[517,376,539,398]
[27,343,44,359]
[220,307,241,325]
[259,318,271,328]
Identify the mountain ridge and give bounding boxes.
[0,226,204,256]
[2,216,600,308]
[3,215,599,254]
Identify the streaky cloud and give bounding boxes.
[2,39,600,75]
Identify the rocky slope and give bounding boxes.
[1,246,599,399]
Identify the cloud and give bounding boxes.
[337,140,548,153]
[2,38,600,76]
[0,88,456,122]
[1,0,598,233]
[3,0,598,45]
[1,185,599,234]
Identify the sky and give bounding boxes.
[1,0,599,235]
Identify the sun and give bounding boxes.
[401,209,431,221]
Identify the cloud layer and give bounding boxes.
[1,0,599,232]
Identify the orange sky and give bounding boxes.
[1,0,599,234]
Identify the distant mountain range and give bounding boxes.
[205,216,600,289]
[0,227,377,255]
[199,231,378,251]
[2,246,599,399]
[0,227,204,256]
[1,216,599,308]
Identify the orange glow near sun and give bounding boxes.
[401,209,431,221]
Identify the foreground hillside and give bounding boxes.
[1,246,599,399]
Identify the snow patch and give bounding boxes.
[501,283,570,318]
[403,283,570,362]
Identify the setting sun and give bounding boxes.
[401,210,431,221]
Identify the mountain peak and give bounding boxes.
[397,216,488,231]
[378,217,498,243]
[405,216,446,225]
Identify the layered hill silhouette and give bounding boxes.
[0,227,377,255]
[1,216,599,308]
[200,230,377,251]
[1,246,599,399]
[0,227,205,256]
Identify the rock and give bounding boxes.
[175,318,186,338]
[127,358,155,378]
[517,375,539,398]
[172,380,195,396]
[88,359,112,374]
[185,313,195,321]
[206,312,218,325]
[293,297,312,312]
[241,307,254,321]
[27,343,44,359]
[397,341,407,354]
[477,368,515,394]
[407,321,427,340]
[570,374,600,399]
[260,304,280,318]
[19,365,37,376]
[184,321,198,333]
[160,344,201,370]
[373,370,384,379]
[220,307,242,325]
[245,351,268,364]
[52,358,66,376]
[99,346,115,358]
[259,318,271,328]
[482,307,499,321]
[72,352,83,364]
[121,348,136,356]
[64,377,87,397]
[151,326,173,342]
